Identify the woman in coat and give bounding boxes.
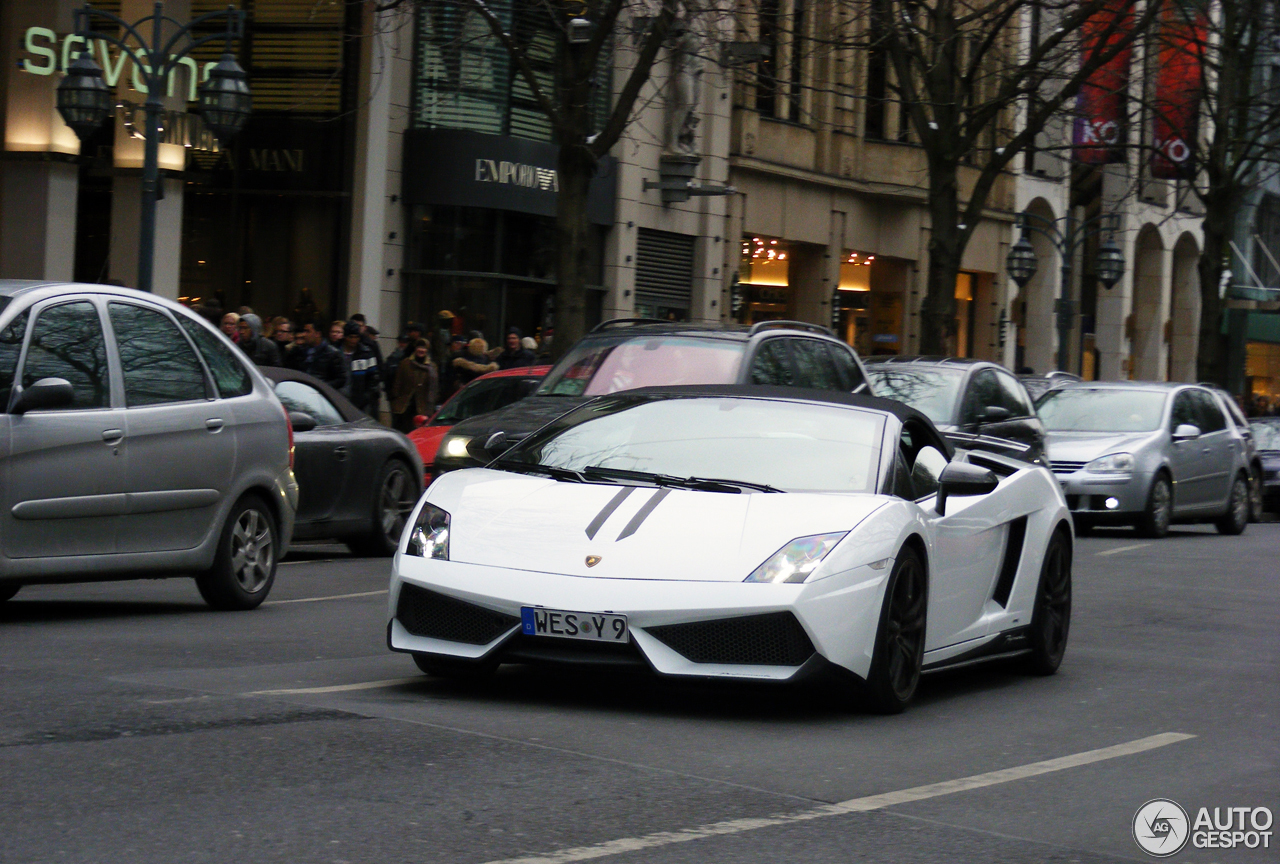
[391,338,439,432]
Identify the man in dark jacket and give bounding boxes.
[495,327,537,369]
[236,313,281,367]
[286,322,348,391]
[340,320,381,416]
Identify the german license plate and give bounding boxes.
[520,607,629,643]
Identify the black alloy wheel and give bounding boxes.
[350,460,419,556]
[1026,530,1072,675]
[864,546,927,714]
[1215,474,1250,536]
[196,494,278,611]
[1136,474,1172,538]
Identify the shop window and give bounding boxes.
[739,236,793,323]
[955,272,975,357]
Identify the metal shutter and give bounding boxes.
[635,229,694,312]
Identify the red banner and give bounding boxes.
[1151,6,1207,179]
[1073,8,1132,164]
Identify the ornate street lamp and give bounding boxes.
[198,52,252,143]
[56,2,248,293]
[1006,234,1038,289]
[1095,238,1126,289]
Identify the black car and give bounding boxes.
[432,318,874,473]
[865,357,1046,464]
[1249,417,1280,512]
[262,367,423,555]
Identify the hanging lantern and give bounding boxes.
[198,52,252,142]
[1095,237,1126,289]
[1006,234,1038,289]
[56,52,113,141]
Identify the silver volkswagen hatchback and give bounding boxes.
[0,281,298,609]
[1038,382,1252,537]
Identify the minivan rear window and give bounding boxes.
[178,316,252,398]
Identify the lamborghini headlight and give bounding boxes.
[440,435,472,460]
[745,532,847,583]
[406,502,450,559]
[1084,452,1134,474]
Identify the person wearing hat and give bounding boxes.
[383,329,412,388]
[340,320,382,416]
[235,313,282,367]
[496,326,537,369]
[390,338,439,432]
[439,334,468,398]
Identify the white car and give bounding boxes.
[387,386,1073,712]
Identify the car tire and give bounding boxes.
[0,583,19,603]
[196,494,279,611]
[348,460,419,557]
[863,546,927,714]
[1136,473,1172,538]
[1026,529,1072,676]
[1247,466,1264,523]
[1215,474,1250,536]
[412,652,497,680]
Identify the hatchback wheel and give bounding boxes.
[1247,467,1264,523]
[196,495,278,610]
[350,460,419,557]
[1026,530,1072,675]
[863,547,927,714]
[1215,474,1250,536]
[1136,474,1172,538]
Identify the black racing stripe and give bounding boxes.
[616,488,671,540]
[585,486,635,539]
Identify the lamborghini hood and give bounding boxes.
[424,468,889,582]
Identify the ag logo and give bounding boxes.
[585,555,602,568]
[1133,799,1190,857]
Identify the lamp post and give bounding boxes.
[1005,210,1124,373]
[56,2,250,293]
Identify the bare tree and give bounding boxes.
[845,0,1163,355]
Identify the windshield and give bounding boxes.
[1250,421,1280,451]
[432,376,536,425]
[864,366,966,425]
[1037,388,1168,432]
[502,396,885,493]
[537,335,745,397]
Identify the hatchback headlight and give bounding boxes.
[745,533,846,583]
[1084,452,1134,474]
[440,435,472,460]
[406,502,450,559]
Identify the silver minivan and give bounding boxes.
[1038,382,1252,537]
[0,281,297,609]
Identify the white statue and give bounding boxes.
[665,7,703,156]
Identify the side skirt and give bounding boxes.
[921,627,1032,673]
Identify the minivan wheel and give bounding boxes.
[1136,474,1172,538]
[1215,474,1250,536]
[0,583,20,603]
[196,495,278,610]
[349,460,419,557]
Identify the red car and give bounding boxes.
[409,365,550,480]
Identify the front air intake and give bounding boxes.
[647,612,815,666]
[395,583,518,645]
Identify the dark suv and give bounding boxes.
[864,356,1046,464]
[431,319,874,473]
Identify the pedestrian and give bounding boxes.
[328,320,346,347]
[384,330,412,388]
[536,326,554,362]
[285,322,348,391]
[270,318,296,362]
[452,336,499,389]
[438,334,467,397]
[236,313,282,367]
[390,338,439,432]
[521,336,539,356]
[496,327,537,369]
[221,312,241,343]
[339,320,381,416]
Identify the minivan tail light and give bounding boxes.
[283,405,294,470]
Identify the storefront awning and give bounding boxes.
[1222,310,1280,343]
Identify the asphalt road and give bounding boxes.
[2,525,1276,864]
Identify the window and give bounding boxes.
[791,339,840,389]
[1170,391,1197,430]
[993,370,1034,418]
[21,301,110,409]
[433,377,532,425]
[108,303,209,406]
[274,380,345,427]
[824,344,866,392]
[960,369,1002,426]
[1190,389,1226,433]
[749,339,794,385]
[177,317,252,398]
[757,0,780,116]
[0,311,29,409]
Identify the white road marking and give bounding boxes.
[243,677,421,696]
[482,732,1196,864]
[1095,542,1152,557]
[264,590,388,605]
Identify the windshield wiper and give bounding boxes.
[492,460,590,483]
[582,466,782,494]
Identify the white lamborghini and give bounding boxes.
[387,386,1073,712]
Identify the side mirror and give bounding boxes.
[412,414,428,429]
[482,430,517,456]
[10,378,74,414]
[289,411,317,433]
[936,462,999,516]
[982,405,1013,422]
[1172,423,1201,441]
